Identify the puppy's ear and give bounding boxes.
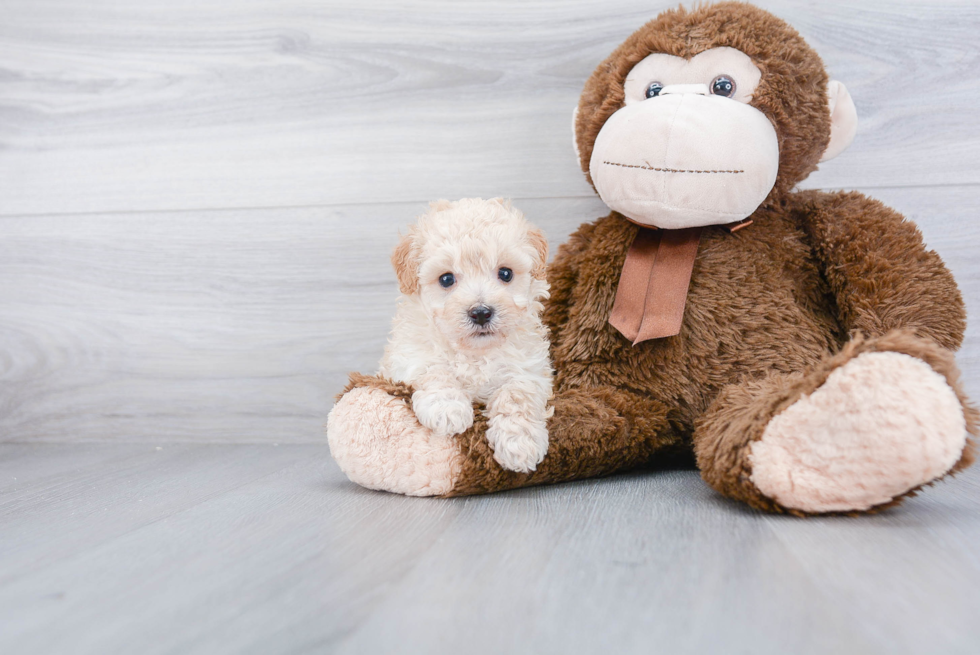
[527,227,549,280]
[391,231,420,295]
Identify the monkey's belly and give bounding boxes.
[554,226,842,431]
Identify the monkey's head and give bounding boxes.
[574,2,857,229]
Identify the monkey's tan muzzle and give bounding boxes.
[590,86,779,230]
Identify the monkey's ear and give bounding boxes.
[391,231,420,295]
[527,227,549,280]
[819,80,858,162]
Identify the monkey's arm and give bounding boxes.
[797,189,965,350]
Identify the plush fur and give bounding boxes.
[749,351,967,513]
[326,380,463,496]
[377,198,553,473]
[328,2,976,514]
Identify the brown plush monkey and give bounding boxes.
[327,2,976,515]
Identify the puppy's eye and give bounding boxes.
[498,267,513,283]
[438,273,455,288]
[645,82,664,99]
[710,75,736,98]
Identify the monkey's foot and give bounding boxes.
[327,383,463,496]
[749,350,968,513]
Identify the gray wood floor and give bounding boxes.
[3,444,980,654]
[2,0,979,653]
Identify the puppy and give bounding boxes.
[379,198,553,473]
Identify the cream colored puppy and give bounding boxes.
[379,198,553,473]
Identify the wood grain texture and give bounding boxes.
[1,188,976,443]
[2,3,979,653]
[0,196,605,442]
[1,443,978,654]
[1,0,978,215]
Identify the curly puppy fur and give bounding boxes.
[378,198,554,473]
[332,2,975,513]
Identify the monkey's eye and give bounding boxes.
[645,82,664,99]
[711,75,736,98]
[438,273,455,288]
[498,267,513,283]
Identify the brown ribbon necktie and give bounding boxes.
[609,226,703,345]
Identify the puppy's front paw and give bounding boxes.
[486,414,549,473]
[412,389,474,437]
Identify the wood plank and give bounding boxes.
[0,444,316,584]
[334,473,880,655]
[1,0,978,216]
[0,442,154,494]
[0,444,464,654]
[1,187,976,443]
[2,443,979,654]
[762,470,980,654]
[0,197,606,443]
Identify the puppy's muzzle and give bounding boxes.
[468,304,494,326]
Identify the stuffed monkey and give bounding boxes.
[327,2,975,515]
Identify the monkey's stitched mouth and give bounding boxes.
[603,160,744,174]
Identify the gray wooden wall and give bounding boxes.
[2,0,978,443]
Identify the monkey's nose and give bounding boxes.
[468,305,493,326]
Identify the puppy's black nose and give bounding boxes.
[468,305,493,326]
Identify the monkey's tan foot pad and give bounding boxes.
[327,386,463,496]
[749,351,967,513]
